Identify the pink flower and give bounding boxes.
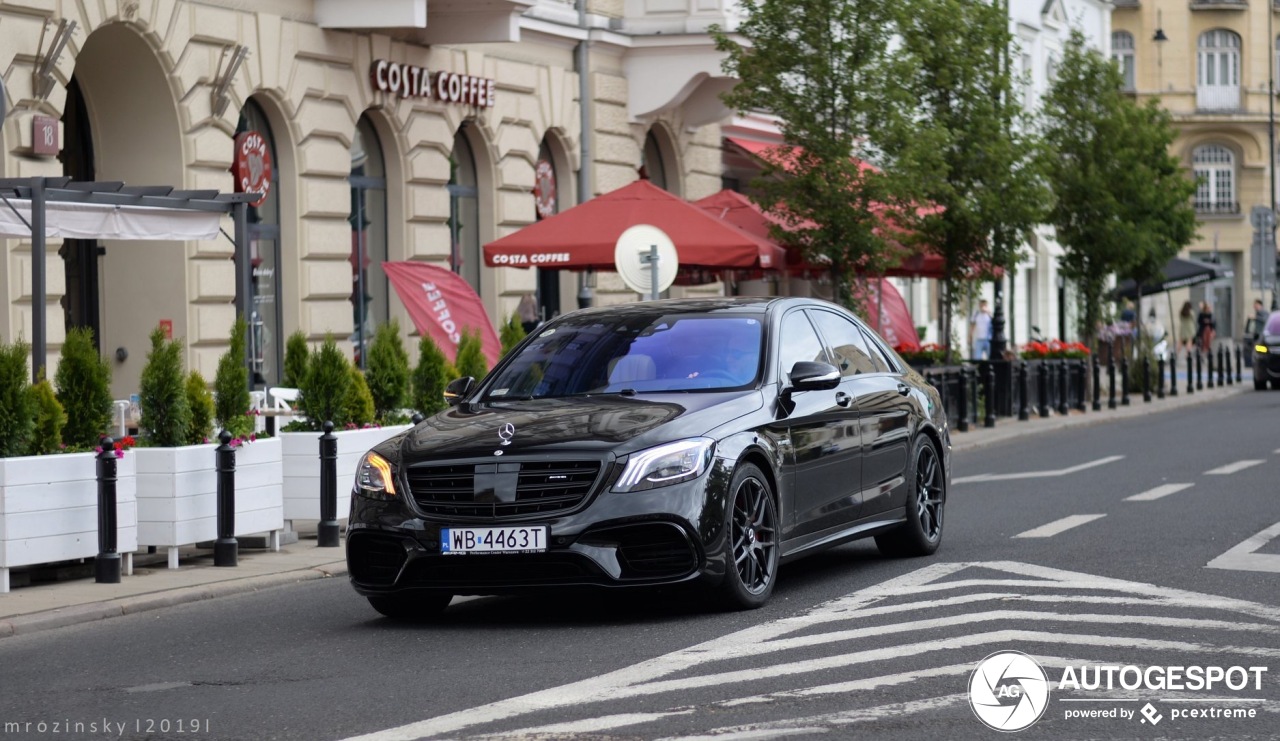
[114,449,124,459]
[249,433,257,442]
[94,446,103,454]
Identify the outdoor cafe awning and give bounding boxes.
[482,178,785,273]
[0,198,222,240]
[1112,256,1234,300]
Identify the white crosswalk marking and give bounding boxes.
[1124,483,1194,502]
[341,562,1280,741]
[1013,514,1106,538]
[953,455,1124,485]
[1204,459,1265,475]
[1207,521,1280,574]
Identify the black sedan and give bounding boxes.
[346,297,950,616]
[1254,311,1280,390]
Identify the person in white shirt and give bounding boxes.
[970,300,992,360]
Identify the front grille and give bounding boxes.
[348,535,408,586]
[407,459,604,520]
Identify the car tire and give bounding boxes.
[716,463,780,611]
[1256,376,1268,391]
[875,435,945,558]
[367,592,453,620]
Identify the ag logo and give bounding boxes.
[969,651,1050,732]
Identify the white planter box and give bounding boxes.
[0,451,138,593]
[281,425,412,527]
[135,437,283,568]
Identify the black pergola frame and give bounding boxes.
[0,176,258,384]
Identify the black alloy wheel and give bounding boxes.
[876,436,945,557]
[367,592,453,620]
[718,463,779,609]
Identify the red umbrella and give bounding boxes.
[483,179,785,272]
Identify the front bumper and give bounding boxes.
[1255,352,1280,381]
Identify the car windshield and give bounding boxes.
[485,313,765,399]
[1267,312,1280,337]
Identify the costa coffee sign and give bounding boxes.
[371,60,495,108]
[233,131,273,207]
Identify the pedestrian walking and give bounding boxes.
[970,299,992,360]
[1248,298,1268,341]
[1178,301,1196,353]
[517,292,540,334]
[1196,301,1216,353]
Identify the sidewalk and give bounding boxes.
[0,378,1254,639]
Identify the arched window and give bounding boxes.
[534,136,562,325]
[642,131,668,191]
[236,99,283,388]
[449,125,481,296]
[1112,31,1135,91]
[1192,144,1237,215]
[349,115,388,367]
[1198,30,1241,111]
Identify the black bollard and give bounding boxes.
[1092,356,1102,411]
[95,438,121,584]
[1157,356,1166,399]
[1037,361,1050,418]
[214,430,238,567]
[1018,361,1030,421]
[1057,361,1070,415]
[1235,345,1243,383]
[411,412,425,425]
[983,362,996,428]
[318,421,340,547]
[1196,350,1203,390]
[1187,351,1194,394]
[1142,356,1151,403]
[1120,358,1130,406]
[1108,359,1117,409]
[1207,349,1215,389]
[1169,350,1178,397]
[1219,345,1228,386]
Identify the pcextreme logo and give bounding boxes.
[968,651,1051,732]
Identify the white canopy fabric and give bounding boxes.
[0,198,222,240]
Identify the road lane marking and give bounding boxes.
[1125,483,1194,501]
[1207,521,1280,574]
[1205,460,1265,475]
[1014,514,1106,538]
[953,455,1124,484]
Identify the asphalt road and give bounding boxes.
[2,390,1279,741]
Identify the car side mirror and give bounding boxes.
[443,377,475,407]
[788,361,841,391]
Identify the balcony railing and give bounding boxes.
[1197,85,1241,111]
[1190,0,1248,9]
[1194,200,1242,215]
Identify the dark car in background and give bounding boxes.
[346,297,950,618]
[1254,311,1280,390]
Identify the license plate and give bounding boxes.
[440,526,547,555]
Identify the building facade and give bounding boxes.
[0,0,739,398]
[1111,0,1275,344]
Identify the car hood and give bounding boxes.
[400,392,764,461]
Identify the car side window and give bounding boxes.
[858,327,900,374]
[778,311,829,379]
[809,310,881,376]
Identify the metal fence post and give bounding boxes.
[95,438,121,584]
[1120,358,1130,406]
[1018,361,1030,421]
[983,362,995,428]
[318,421,340,547]
[214,430,238,567]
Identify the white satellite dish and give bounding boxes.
[614,224,679,300]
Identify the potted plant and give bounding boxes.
[0,333,138,593]
[280,335,411,530]
[133,323,282,569]
[411,334,454,417]
[364,320,410,425]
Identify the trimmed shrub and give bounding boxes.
[455,329,488,381]
[365,320,410,422]
[299,335,351,429]
[185,371,216,444]
[55,327,113,449]
[139,326,192,447]
[214,318,254,438]
[500,313,526,356]
[0,340,35,457]
[411,335,452,417]
[27,377,65,456]
[345,366,376,427]
[282,330,309,389]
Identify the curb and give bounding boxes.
[0,561,348,640]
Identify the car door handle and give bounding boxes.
[836,391,853,407]
[896,383,910,396]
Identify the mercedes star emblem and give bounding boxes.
[497,423,516,446]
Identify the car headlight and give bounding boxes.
[612,438,715,493]
[354,452,398,499]
[1257,344,1269,354]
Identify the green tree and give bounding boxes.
[500,313,526,356]
[185,371,216,444]
[411,335,452,417]
[27,377,66,456]
[138,326,192,447]
[299,335,351,428]
[282,331,310,389]
[454,330,488,381]
[889,0,1049,350]
[365,320,410,422]
[214,318,254,438]
[712,0,915,312]
[55,327,113,449]
[345,366,376,427]
[0,340,35,457]
[1040,29,1197,348]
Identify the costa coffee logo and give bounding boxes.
[371,60,495,108]
[233,131,273,207]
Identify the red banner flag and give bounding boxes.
[858,278,920,349]
[382,261,502,369]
